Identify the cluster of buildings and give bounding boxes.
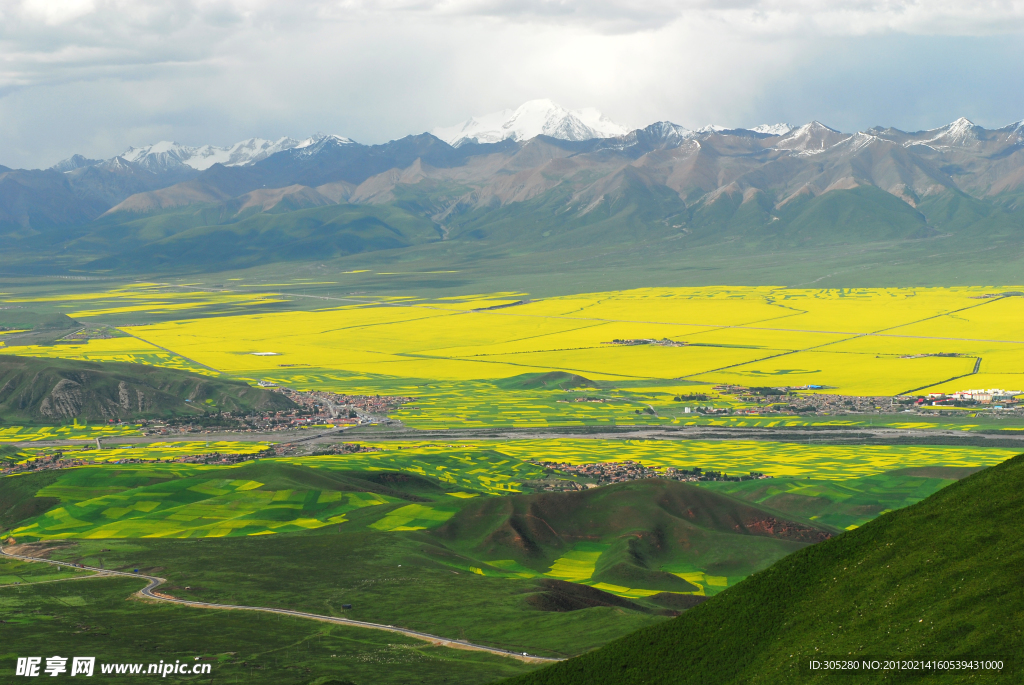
[0,451,86,476]
[662,467,772,482]
[274,387,415,423]
[270,441,378,457]
[531,459,660,484]
[936,389,1022,404]
[164,450,273,465]
[779,393,899,414]
[603,338,687,347]
[529,460,774,487]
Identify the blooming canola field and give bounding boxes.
[4,285,1024,431]
[83,285,1024,396]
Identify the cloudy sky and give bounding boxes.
[2,0,1024,168]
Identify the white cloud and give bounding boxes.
[0,0,1023,168]
[20,0,97,25]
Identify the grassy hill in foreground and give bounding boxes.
[0,354,295,424]
[503,453,1024,685]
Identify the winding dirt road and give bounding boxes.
[0,546,562,665]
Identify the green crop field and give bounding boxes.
[353,439,1016,481]
[0,423,142,443]
[9,440,1014,545]
[14,440,271,465]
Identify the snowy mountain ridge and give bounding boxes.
[46,104,1023,182]
[432,99,632,147]
[117,137,305,172]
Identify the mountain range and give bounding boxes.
[2,100,1023,278]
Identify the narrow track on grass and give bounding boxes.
[0,546,562,665]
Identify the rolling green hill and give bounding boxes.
[496,372,597,391]
[432,479,836,593]
[81,203,439,272]
[0,354,295,424]
[502,453,1024,685]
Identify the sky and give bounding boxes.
[2,0,1024,168]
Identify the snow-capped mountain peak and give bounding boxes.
[773,121,848,153]
[117,137,305,172]
[1011,120,1024,143]
[751,123,794,136]
[295,133,356,149]
[51,154,102,173]
[119,141,193,171]
[918,117,979,147]
[645,121,692,139]
[433,99,631,147]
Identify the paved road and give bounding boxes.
[0,546,562,665]
[13,423,1024,450]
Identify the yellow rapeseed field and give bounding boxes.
[7,285,1023,398]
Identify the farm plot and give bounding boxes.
[279,445,550,494]
[5,285,1024,431]
[4,336,215,376]
[700,469,973,531]
[93,285,1024,398]
[0,423,141,443]
[412,439,1018,481]
[4,282,290,321]
[9,467,399,540]
[14,441,272,465]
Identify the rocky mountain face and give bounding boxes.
[100,116,1024,220]
[2,105,1023,273]
[0,355,295,423]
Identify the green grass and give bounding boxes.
[39,532,666,660]
[0,575,536,684]
[0,556,97,585]
[699,467,982,530]
[502,453,1024,685]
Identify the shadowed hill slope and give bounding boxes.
[433,480,836,590]
[502,453,1024,685]
[0,355,295,424]
[495,372,597,391]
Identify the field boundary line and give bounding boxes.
[0,546,562,665]
[148,282,1024,345]
[897,357,983,396]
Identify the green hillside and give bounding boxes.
[82,203,439,272]
[699,467,982,531]
[0,354,295,424]
[495,372,597,391]
[502,453,1024,685]
[4,176,1024,288]
[433,479,836,593]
